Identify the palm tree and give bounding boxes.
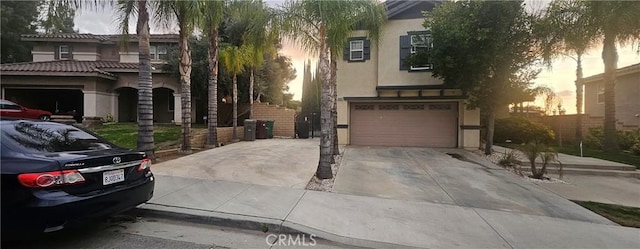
[200,0,226,147]
[220,45,248,141]
[584,1,640,152]
[538,0,598,143]
[51,0,156,160]
[276,0,386,179]
[155,0,201,153]
[116,0,155,160]
[228,0,277,119]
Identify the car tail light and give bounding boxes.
[137,158,151,172]
[18,170,86,188]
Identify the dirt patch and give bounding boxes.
[306,154,343,192]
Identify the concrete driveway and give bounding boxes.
[151,139,319,189]
[333,146,614,224]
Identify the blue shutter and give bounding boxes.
[399,35,411,70]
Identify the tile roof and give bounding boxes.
[0,60,148,79]
[385,0,441,19]
[21,33,179,43]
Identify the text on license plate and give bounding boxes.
[103,169,125,185]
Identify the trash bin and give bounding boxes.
[256,120,267,139]
[265,120,274,138]
[244,119,256,141]
[297,121,309,138]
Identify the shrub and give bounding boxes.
[631,139,640,156]
[583,128,640,150]
[498,151,518,167]
[494,116,555,144]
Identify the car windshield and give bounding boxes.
[1,121,112,153]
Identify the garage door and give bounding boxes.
[350,102,458,147]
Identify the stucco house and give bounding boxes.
[583,63,640,128]
[0,33,182,123]
[336,0,480,148]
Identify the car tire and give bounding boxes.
[40,115,51,121]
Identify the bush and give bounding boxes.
[494,116,555,144]
[631,139,640,156]
[584,128,640,150]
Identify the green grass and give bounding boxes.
[497,143,640,169]
[573,201,640,228]
[92,123,182,150]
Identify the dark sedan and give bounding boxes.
[1,119,154,238]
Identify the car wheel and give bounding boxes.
[40,115,51,121]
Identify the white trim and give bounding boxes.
[409,34,432,71]
[31,51,54,55]
[349,40,364,61]
[59,45,70,60]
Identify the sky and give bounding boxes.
[73,1,639,112]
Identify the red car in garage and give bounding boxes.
[0,100,52,121]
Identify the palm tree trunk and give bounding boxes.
[206,28,219,147]
[575,55,583,143]
[316,26,333,179]
[330,53,339,159]
[179,22,192,153]
[601,34,618,152]
[136,0,155,161]
[249,67,254,119]
[232,74,238,141]
[484,106,496,155]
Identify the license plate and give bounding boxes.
[103,169,125,185]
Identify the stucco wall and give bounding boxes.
[377,19,443,86]
[584,72,640,127]
[336,31,378,98]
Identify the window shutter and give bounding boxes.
[399,35,411,70]
[54,46,60,60]
[363,39,371,60]
[343,40,350,61]
[69,46,73,60]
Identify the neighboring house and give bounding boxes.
[0,33,182,123]
[336,0,480,148]
[583,63,640,128]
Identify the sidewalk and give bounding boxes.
[137,175,640,249]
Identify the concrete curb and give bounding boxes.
[134,203,422,249]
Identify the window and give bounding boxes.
[59,45,70,60]
[410,34,433,70]
[0,103,22,110]
[349,40,364,61]
[597,85,605,104]
[150,45,168,60]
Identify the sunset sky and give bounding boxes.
[73,1,639,113]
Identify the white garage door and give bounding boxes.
[350,102,458,147]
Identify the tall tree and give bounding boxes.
[276,0,386,179]
[116,0,156,160]
[41,0,77,33]
[155,0,201,153]
[538,0,598,143]
[220,45,248,140]
[409,0,539,154]
[1,1,40,63]
[200,0,225,147]
[584,1,640,152]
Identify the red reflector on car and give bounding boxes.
[18,170,86,188]
[137,158,152,172]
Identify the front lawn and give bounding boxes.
[573,201,640,228]
[497,143,640,169]
[92,123,182,150]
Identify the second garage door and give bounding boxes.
[350,102,458,147]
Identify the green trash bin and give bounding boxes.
[265,120,274,138]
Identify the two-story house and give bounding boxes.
[0,33,182,123]
[336,0,480,148]
[583,63,640,128]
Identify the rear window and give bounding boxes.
[1,121,112,153]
